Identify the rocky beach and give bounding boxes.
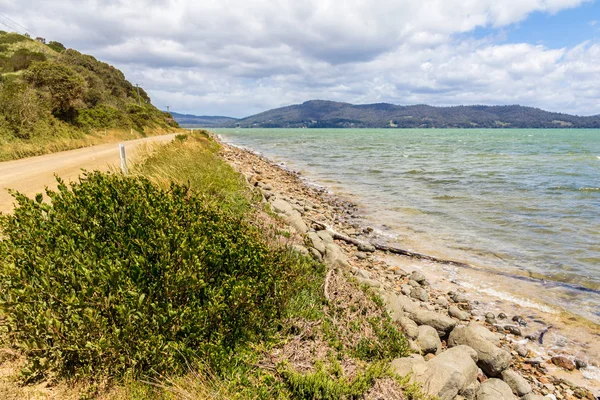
[218,135,600,400]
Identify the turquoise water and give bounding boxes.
[214,128,600,320]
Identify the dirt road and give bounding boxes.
[0,134,177,214]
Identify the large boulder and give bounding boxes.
[383,293,419,320]
[393,345,479,400]
[416,325,442,355]
[410,309,457,336]
[398,316,419,340]
[476,378,516,400]
[501,369,532,397]
[316,230,334,244]
[285,211,308,234]
[448,325,511,377]
[270,198,294,215]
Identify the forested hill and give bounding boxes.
[222,100,600,128]
[0,31,177,143]
[170,112,237,127]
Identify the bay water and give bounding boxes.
[214,128,600,324]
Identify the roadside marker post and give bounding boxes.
[119,144,128,175]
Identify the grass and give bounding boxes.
[0,126,183,162]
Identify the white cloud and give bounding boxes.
[1,0,598,116]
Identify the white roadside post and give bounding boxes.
[119,143,128,175]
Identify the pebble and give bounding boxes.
[574,359,588,370]
[504,325,522,336]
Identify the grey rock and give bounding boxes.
[411,309,457,336]
[453,292,469,303]
[399,316,420,340]
[408,340,422,354]
[448,325,512,377]
[308,247,322,262]
[383,292,418,321]
[504,325,522,336]
[515,344,529,357]
[520,394,546,400]
[357,242,376,252]
[291,244,309,255]
[417,325,442,355]
[408,279,421,288]
[574,358,588,369]
[412,345,479,400]
[475,378,516,399]
[323,243,350,269]
[270,198,294,215]
[261,190,273,200]
[410,271,427,284]
[357,269,371,279]
[410,286,430,302]
[262,183,273,191]
[435,296,450,308]
[307,231,326,255]
[394,268,410,276]
[498,312,507,320]
[355,251,367,260]
[316,230,334,244]
[501,369,532,396]
[401,284,412,296]
[449,305,471,321]
[390,354,427,377]
[285,211,308,234]
[356,277,381,288]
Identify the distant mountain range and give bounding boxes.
[173,100,600,129]
[170,112,238,127]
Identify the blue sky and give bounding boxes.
[470,1,600,48]
[3,0,600,117]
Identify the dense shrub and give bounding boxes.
[76,104,126,130]
[0,172,318,379]
[47,41,66,53]
[0,48,47,72]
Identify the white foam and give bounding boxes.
[458,281,558,314]
[582,366,600,382]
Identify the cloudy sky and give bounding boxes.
[2,0,600,117]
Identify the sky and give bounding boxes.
[1,0,600,117]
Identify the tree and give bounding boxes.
[24,61,85,121]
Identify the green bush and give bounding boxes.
[76,104,127,130]
[47,41,66,53]
[0,172,318,380]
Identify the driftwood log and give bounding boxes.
[309,218,472,269]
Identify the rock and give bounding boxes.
[291,244,309,255]
[501,369,532,396]
[308,247,322,262]
[323,243,350,269]
[261,190,273,200]
[414,345,479,400]
[551,356,575,371]
[410,286,429,302]
[417,325,442,355]
[515,344,529,357]
[504,325,522,336]
[285,211,308,234]
[356,277,381,288]
[391,354,427,377]
[262,183,273,191]
[408,279,421,288]
[306,231,326,255]
[410,271,427,284]
[394,268,409,277]
[356,269,371,279]
[411,309,457,336]
[401,284,412,296]
[316,230,334,244]
[520,394,546,400]
[357,242,376,252]
[436,296,450,308]
[408,340,422,354]
[453,292,469,303]
[512,315,527,327]
[399,316,420,340]
[476,378,516,399]
[574,359,588,370]
[449,305,471,321]
[355,251,367,260]
[448,325,511,377]
[270,198,294,215]
[383,293,419,320]
[498,312,507,320]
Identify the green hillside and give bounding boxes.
[0,31,178,160]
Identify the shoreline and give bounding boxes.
[216,133,600,397]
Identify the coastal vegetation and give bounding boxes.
[0,31,178,161]
[0,132,422,399]
[180,99,600,128]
